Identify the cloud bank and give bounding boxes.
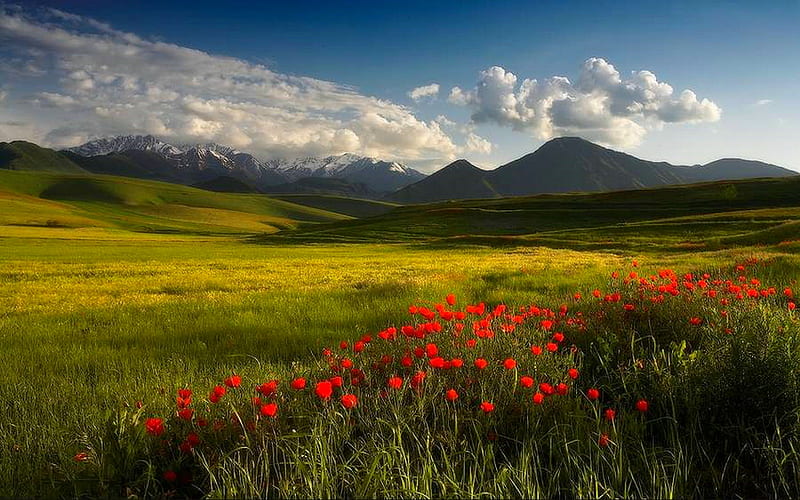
[449,58,721,147]
[0,6,478,166]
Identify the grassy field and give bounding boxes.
[1,172,800,497]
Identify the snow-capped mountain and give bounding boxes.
[67,135,183,157]
[271,153,426,192]
[66,135,426,194]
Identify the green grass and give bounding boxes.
[1,171,800,497]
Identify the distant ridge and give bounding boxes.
[389,137,797,203]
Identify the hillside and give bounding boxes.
[0,141,86,174]
[273,176,800,249]
[390,137,797,203]
[0,170,348,236]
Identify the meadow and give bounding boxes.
[1,170,800,497]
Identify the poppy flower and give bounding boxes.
[587,388,600,400]
[315,381,333,399]
[530,345,543,356]
[73,452,89,462]
[178,408,194,421]
[145,417,164,436]
[598,434,610,447]
[539,383,554,395]
[552,332,564,343]
[790,302,797,311]
[480,401,495,413]
[330,376,343,388]
[567,368,579,380]
[388,376,403,389]
[290,378,307,390]
[546,342,558,353]
[465,339,477,349]
[339,341,349,350]
[592,289,602,298]
[474,358,488,370]
[163,470,177,482]
[341,393,358,409]
[446,389,459,401]
[540,320,554,330]
[532,392,545,405]
[635,399,649,412]
[429,356,446,369]
[425,343,439,357]
[353,341,365,353]
[623,304,635,311]
[179,440,193,454]
[520,376,534,388]
[260,403,278,417]
[401,355,413,367]
[187,432,201,446]
[689,317,703,326]
[556,383,569,396]
[410,371,427,389]
[224,375,241,388]
[341,358,353,369]
[503,358,517,370]
[446,293,456,306]
[604,408,616,421]
[785,288,794,298]
[450,358,464,368]
[178,388,192,399]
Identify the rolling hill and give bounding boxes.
[0,169,350,236]
[389,137,797,203]
[0,141,86,174]
[272,175,800,249]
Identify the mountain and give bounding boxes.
[270,153,426,192]
[390,160,498,203]
[263,177,380,198]
[0,141,86,173]
[67,135,182,157]
[192,175,262,193]
[389,137,797,203]
[63,150,181,182]
[66,136,423,195]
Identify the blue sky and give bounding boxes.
[1,0,798,171]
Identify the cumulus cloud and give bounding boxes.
[448,58,721,147]
[408,83,440,101]
[0,5,473,165]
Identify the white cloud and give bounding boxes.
[0,6,472,165]
[463,132,493,154]
[408,83,440,101]
[0,90,7,103]
[449,58,721,147]
[755,99,773,106]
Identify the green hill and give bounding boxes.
[0,170,349,236]
[271,176,800,249]
[0,141,86,174]
[270,194,400,218]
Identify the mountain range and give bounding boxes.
[389,137,797,203]
[62,135,426,195]
[1,135,796,203]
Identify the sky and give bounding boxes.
[0,0,798,172]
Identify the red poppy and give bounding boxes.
[587,388,600,400]
[178,408,194,421]
[330,376,343,388]
[163,470,177,482]
[592,289,602,298]
[598,434,610,447]
[179,440,193,454]
[450,358,464,368]
[315,381,333,399]
[340,358,353,369]
[388,376,403,389]
[446,293,456,306]
[474,358,488,370]
[446,389,459,401]
[540,319,554,330]
[341,393,358,409]
[635,399,649,412]
[552,332,564,343]
[480,401,495,413]
[73,452,89,462]
[410,371,427,389]
[530,345,543,356]
[339,341,349,350]
[567,368,579,380]
[224,375,241,388]
[623,304,635,311]
[503,358,517,370]
[539,383,554,395]
[785,288,794,298]
[145,417,164,436]
[546,342,558,353]
[260,403,278,417]
[187,432,201,446]
[520,376,534,388]
[178,388,192,399]
[604,408,616,421]
[532,392,545,405]
[290,378,307,390]
[429,357,446,369]
[689,317,702,326]
[790,302,797,311]
[212,385,227,397]
[556,383,569,396]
